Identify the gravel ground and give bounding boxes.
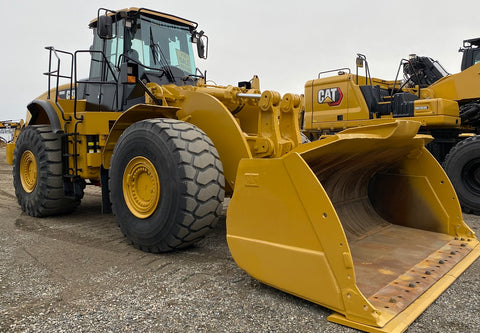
[0,147,479,333]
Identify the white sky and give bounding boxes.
[2,0,479,121]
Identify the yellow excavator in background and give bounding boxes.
[303,41,480,215]
[0,120,22,146]
[6,8,479,333]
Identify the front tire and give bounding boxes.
[13,125,80,217]
[109,119,225,252]
[443,135,480,214]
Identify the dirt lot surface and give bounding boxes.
[0,146,479,333]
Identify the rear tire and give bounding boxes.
[109,119,225,252]
[443,135,480,214]
[13,125,80,217]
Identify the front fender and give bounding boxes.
[101,104,180,169]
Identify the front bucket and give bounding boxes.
[226,120,479,333]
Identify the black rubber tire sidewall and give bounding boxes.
[13,125,79,217]
[443,136,480,214]
[109,119,225,252]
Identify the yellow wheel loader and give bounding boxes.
[303,46,480,215]
[0,120,22,147]
[6,8,479,333]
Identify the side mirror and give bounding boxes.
[192,30,208,59]
[98,15,113,39]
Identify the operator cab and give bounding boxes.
[402,55,449,88]
[82,8,208,111]
[460,37,480,71]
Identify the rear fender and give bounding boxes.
[27,100,63,133]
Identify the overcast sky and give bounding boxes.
[2,0,479,121]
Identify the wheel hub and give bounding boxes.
[20,150,38,193]
[123,156,160,219]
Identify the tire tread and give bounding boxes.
[13,125,80,217]
[110,119,225,253]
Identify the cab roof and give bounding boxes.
[89,7,198,30]
[463,37,480,48]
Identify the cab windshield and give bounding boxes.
[89,14,198,83]
[126,16,196,75]
[474,49,480,66]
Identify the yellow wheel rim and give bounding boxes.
[20,150,38,193]
[123,156,161,219]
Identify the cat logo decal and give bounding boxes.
[318,87,343,106]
